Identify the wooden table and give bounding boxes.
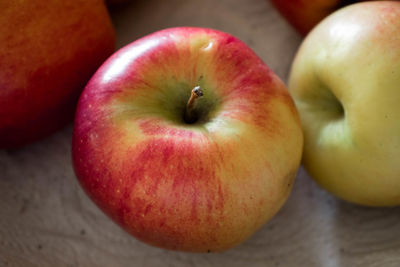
[1,0,400,266]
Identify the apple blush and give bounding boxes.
[73,27,303,252]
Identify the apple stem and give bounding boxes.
[184,86,203,123]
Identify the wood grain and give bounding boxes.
[1,0,400,266]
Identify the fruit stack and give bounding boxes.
[1,0,399,253]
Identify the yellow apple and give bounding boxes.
[289,1,400,206]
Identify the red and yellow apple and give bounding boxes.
[0,0,115,148]
[72,27,303,252]
[289,2,400,206]
[270,0,384,35]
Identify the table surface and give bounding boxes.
[1,0,400,266]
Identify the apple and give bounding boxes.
[72,27,303,252]
[288,2,400,206]
[270,0,384,35]
[0,0,115,148]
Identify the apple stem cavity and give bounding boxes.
[184,86,204,124]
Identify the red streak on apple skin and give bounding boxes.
[138,119,202,139]
[72,89,229,248]
[74,124,228,249]
[125,136,224,217]
[204,28,297,132]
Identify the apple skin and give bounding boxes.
[0,0,115,148]
[270,0,383,35]
[105,0,130,7]
[72,27,303,252]
[288,2,400,206]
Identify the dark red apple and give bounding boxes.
[0,0,115,148]
[270,0,384,35]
